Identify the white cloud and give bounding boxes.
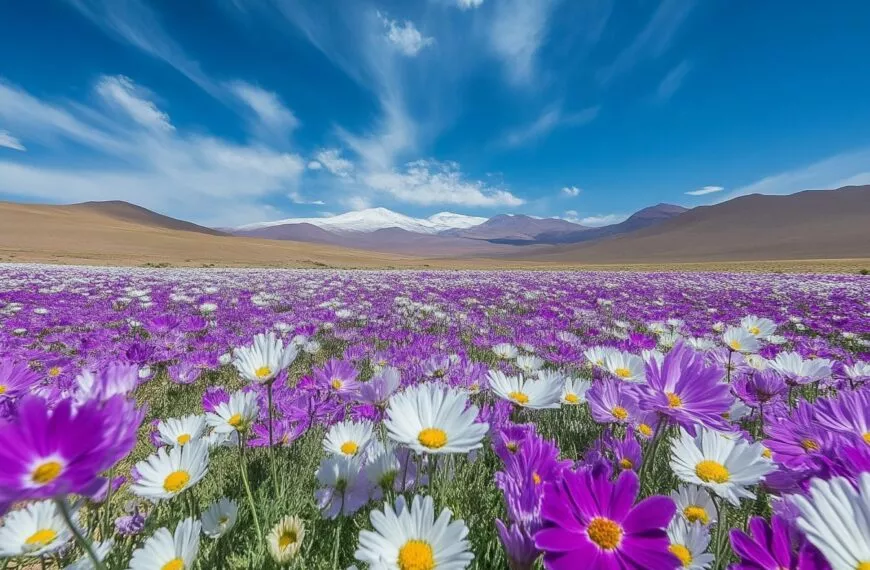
[287,190,325,205]
[561,186,581,197]
[0,130,25,151]
[503,104,599,147]
[457,0,484,8]
[717,148,870,203]
[598,0,696,85]
[96,75,174,132]
[489,0,556,84]
[228,81,299,137]
[345,195,373,210]
[0,76,304,226]
[656,60,692,101]
[578,213,628,227]
[315,149,354,178]
[379,14,434,57]
[362,159,524,207]
[307,160,323,170]
[685,185,723,196]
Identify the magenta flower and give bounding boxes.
[587,379,639,426]
[534,469,678,570]
[0,359,40,399]
[729,515,830,570]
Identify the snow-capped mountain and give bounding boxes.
[236,207,487,234]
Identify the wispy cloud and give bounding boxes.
[457,0,484,9]
[227,81,299,139]
[379,13,435,57]
[578,213,628,226]
[287,190,325,205]
[685,185,723,196]
[0,130,26,151]
[96,75,174,132]
[503,104,599,147]
[656,60,692,101]
[717,148,870,203]
[314,149,354,178]
[561,186,581,197]
[488,0,558,85]
[598,0,696,85]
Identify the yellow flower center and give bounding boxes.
[48,367,62,377]
[532,472,542,485]
[565,393,579,404]
[331,378,343,390]
[748,326,761,335]
[418,428,448,449]
[666,392,683,408]
[278,530,298,550]
[161,559,184,570]
[506,441,519,453]
[728,340,741,350]
[176,434,191,446]
[227,413,242,427]
[255,366,272,379]
[586,517,623,550]
[612,406,628,421]
[398,540,435,570]
[856,563,870,570]
[683,505,709,525]
[25,529,57,546]
[508,391,529,405]
[614,367,631,378]
[864,433,870,445]
[163,470,190,493]
[762,448,772,459]
[695,460,730,484]
[340,441,359,455]
[0,385,5,395]
[669,544,693,567]
[219,515,229,525]
[801,439,820,452]
[638,423,653,437]
[619,458,633,470]
[32,461,63,485]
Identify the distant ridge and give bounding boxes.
[69,201,226,236]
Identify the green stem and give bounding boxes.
[239,435,263,543]
[267,381,280,496]
[54,498,107,570]
[331,515,343,570]
[101,467,115,539]
[713,497,730,570]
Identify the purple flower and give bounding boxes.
[764,401,833,469]
[312,359,360,399]
[74,362,139,404]
[534,469,678,570]
[0,359,40,399]
[729,516,830,570]
[641,341,732,434]
[115,507,147,536]
[493,423,539,463]
[358,367,400,407]
[813,388,870,443]
[202,386,230,413]
[587,379,639,426]
[497,519,540,570]
[734,370,788,408]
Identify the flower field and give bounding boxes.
[0,264,868,570]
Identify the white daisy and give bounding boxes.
[0,500,72,557]
[667,519,714,569]
[488,371,561,410]
[492,343,518,360]
[686,337,717,352]
[670,427,774,505]
[584,346,615,368]
[200,497,238,539]
[515,355,544,374]
[128,518,200,570]
[740,315,777,338]
[604,351,646,383]
[722,327,760,354]
[561,377,591,405]
[385,383,488,455]
[768,352,833,383]
[324,420,375,458]
[355,495,473,570]
[157,415,208,448]
[794,474,870,570]
[314,456,371,519]
[232,331,299,384]
[205,390,259,435]
[670,484,717,527]
[131,440,209,501]
[63,539,113,570]
[267,515,305,565]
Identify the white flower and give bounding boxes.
[488,371,561,410]
[131,440,209,501]
[670,484,717,527]
[794,474,870,570]
[157,415,207,448]
[303,340,321,355]
[722,327,760,354]
[205,390,259,434]
[355,495,473,570]
[232,331,299,384]
[584,346,615,368]
[324,420,375,458]
[199,302,218,314]
[685,337,717,352]
[667,519,714,569]
[128,518,200,570]
[267,515,305,565]
[740,315,777,338]
[768,352,833,383]
[670,427,774,505]
[200,497,238,539]
[314,456,371,519]
[63,539,113,569]
[845,362,870,382]
[561,377,591,405]
[604,351,646,383]
[385,383,488,455]
[0,501,72,557]
[515,355,544,374]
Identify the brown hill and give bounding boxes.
[526,186,870,263]
[68,201,226,236]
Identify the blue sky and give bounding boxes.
[1,1,869,227]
